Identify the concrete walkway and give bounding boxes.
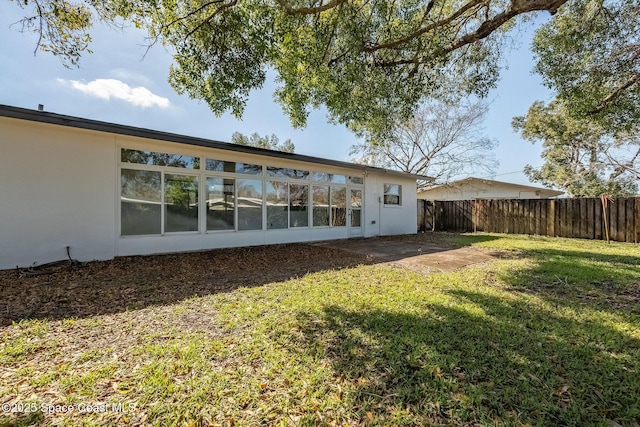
[310,237,498,274]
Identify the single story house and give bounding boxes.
[0,105,430,269]
[418,177,563,201]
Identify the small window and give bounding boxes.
[206,159,236,173]
[383,184,401,205]
[349,176,364,185]
[121,149,199,169]
[267,166,309,180]
[236,163,263,175]
[312,172,346,184]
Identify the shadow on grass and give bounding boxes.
[295,293,640,425]
[0,243,375,324]
[0,233,503,324]
[0,410,44,427]
[498,248,640,314]
[436,232,506,247]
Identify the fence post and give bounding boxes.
[633,197,640,243]
[635,197,640,243]
[471,200,475,232]
[548,200,555,237]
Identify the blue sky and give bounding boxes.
[1,5,554,185]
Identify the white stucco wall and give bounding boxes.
[362,174,417,236]
[0,117,117,268]
[0,117,419,269]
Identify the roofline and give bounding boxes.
[418,177,564,196]
[0,104,432,182]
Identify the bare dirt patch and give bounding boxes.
[311,234,502,274]
[0,244,372,324]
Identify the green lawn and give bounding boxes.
[1,234,639,426]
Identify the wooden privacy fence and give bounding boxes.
[418,197,640,243]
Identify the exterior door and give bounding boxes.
[349,188,363,237]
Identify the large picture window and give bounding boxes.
[120,148,363,235]
[206,177,235,230]
[238,179,263,230]
[121,169,161,236]
[164,174,199,232]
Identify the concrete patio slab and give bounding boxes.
[310,238,498,274]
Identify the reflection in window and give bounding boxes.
[206,159,236,173]
[267,166,309,179]
[266,181,288,229]
[206,177,235,230]
[121,149,199,169]
[313,185,330,226]
[383,184,401,205]
[312,172,346,184]
[290,184,309,227]
[121,169,161,235]
[350,189,362,227]
[349,176,364,185]
[236,163,263,175]
[331,187,347,226]
[165,174,199,232]
[238,179,263,230]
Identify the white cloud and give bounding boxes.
[60,78,170,108]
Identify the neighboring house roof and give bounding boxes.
[0,104,432,182]
[418,177,564,198]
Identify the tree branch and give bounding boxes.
[33,0,44,57]
[372,0,569,67]
[275,0,348,16]
[439,0,568,55]
[363,0,485,53]
[164,0,229,30]
[589,72,640,115]
[184,0,238,41]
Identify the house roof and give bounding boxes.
[418,177,564,198]
[0,104,432,182]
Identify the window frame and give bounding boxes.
[120,168,163,236]
[163,172,200,234]
[266,180,290,230]
[118,144,367,236]
[204,175,237,232]
[383,183,402,206]
[236,177,265,231]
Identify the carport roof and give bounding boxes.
[0,104,433,182]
